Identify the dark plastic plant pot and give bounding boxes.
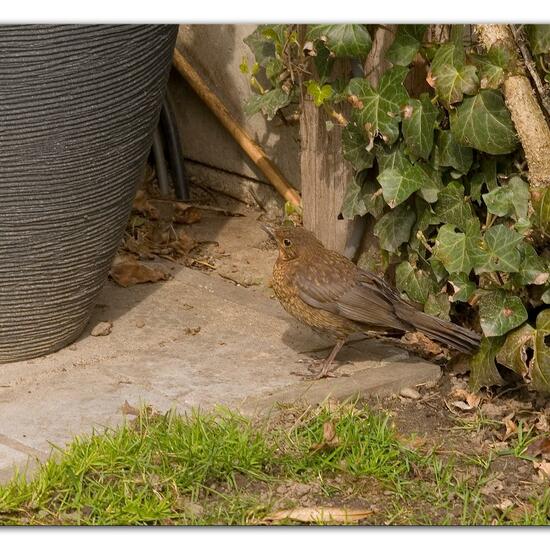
[0,24,178,363]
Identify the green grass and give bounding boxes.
[0,403,548,525]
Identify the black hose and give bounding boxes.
[160,92,190,200]
[151,127,171,196]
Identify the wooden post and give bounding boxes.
[300,99,354,254]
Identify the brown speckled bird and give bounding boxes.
[262,224,480,379]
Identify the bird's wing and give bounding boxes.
[292,254,409,331]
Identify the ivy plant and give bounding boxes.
[242,24,550,394]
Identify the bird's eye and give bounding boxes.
[283,238,292,247]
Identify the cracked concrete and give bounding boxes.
[0,213,440,482]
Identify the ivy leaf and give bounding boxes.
[395,261,439,304]
[244,26,277,65]
[306,80,334,107]
[448,273,476,303]
[471,43,512,89]
[430,43,478,107]
[341,177,384,219]
[475,225,523,274]
[386,24,427,66]
[433,223,480,274]
[348,66,409,145]
[532,309,550,394]
[342,123,375,171]
[378,164,424,208]
[469,173,485,203]
[434,181,476,231]
[450,90,519,155]
[416,162,442,204]
[469,336,506,391]
[244,89,291,120]
[482,176,530,220]
[526,25,550,55]
[532,187,550,236]
[424,293,451,321]
[375,142,409,172]
[517,243,550,286]
[478,290,528,337]
[402,94,439,161]
[437,131,473,175]
[374,203,416,253]
[308,25,372,58]
[496,324,536,378]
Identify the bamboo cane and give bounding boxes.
[172,49,302,207]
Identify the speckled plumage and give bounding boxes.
[263,224,480,378]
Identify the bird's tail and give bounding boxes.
[395,303,481,354]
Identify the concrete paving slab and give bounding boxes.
[0,214,441,481]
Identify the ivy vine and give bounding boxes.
[241,24,550,394]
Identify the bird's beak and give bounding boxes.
[260,223,276,240]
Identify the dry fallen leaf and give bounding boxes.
[110,259,169,287]
[121,400,140,416]
[500,413,518,441]
[526,437,550,459]
[533,461,550,480]
[311,421,340,451]
[451,388,482,409]
[91,321,113,337]
[263,507,373,524]
[174,205,202,225]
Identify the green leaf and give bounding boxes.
[342,123,375,171]
[437,131,473,175]
[430,42,478,106]
[448,273,476,303]
[532,309,550,393]
[244,26,277,65]
[375,142,409,172]
[526,25,550,55]
[533,187,550,236]
[244,89,290,120]
[374,203,416,253]
[517,243,550,286]
[424,293,451,321]
[306,80,334,107]
[450,90,518,154]
[482,176,530,220]
[433,223,480,274]
[469,336,506,391]
[348,66,409,145]
[402,94,439,161]
[481,157,497,191]
[434,181,476,231]
[468,173,485,203]
[543,288,550,304]
[471,44,513,89]
[308,25,372,58]
[386,24,427,66]
[496,324,536,378]
[395,261,439,304]
[416,162,442,204]
[478,290,528,337]
[341,177,384,220]
[378,164,424,208]
[475,225,523,274]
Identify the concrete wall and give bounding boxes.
[169,25,301,211]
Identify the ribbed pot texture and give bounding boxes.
[0,25,178,363]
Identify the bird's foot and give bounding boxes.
[291,359,349,380]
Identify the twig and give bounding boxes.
[510,24,550,120]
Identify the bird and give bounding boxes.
[262,224,481,379]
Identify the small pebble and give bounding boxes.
[399,387,421,400]
[91,321,113,337]
[135,319,145,328]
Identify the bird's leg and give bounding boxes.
[301,338,347,380]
